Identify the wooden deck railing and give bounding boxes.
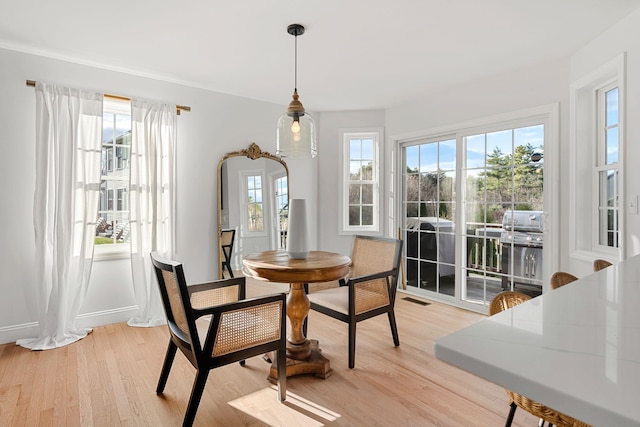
[467,224,503,273]
[468,234,503,273]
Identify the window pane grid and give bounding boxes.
[275,176,288,249]
[346,133,378,228]
[403,137,458,296]
[402,123,544,304]
[97,103,131,246]
[246,175,264,232]
[463,124,544,302]
[596,83,620,249]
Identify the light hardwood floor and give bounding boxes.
[0,283,540,426]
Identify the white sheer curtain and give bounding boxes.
[127,100,177,327]
[17,82,103,350]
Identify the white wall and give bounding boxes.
[0,47,317,344]
[385,57,570,135]
[568,7,640,276]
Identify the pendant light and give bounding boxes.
[276,24,317,159]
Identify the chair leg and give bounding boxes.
[505,402,517,427]
[156,341,178,394]
[183,369,210,427]
[276,347,287,402]
[348,321,357,369]
[387,310,400,347]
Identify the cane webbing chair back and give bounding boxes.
[159,267,194,345]
[151,252,286,427]
[190,285,239,310]
[350,235,397,276]
[489,291,592,427]
[350,236,399,314]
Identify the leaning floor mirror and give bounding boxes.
[217,143,289,278]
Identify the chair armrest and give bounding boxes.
[346,269,395,285]
[198,292,286,317]
[188,276,246,295]
[189,277,246,311]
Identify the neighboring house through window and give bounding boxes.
[95,98,131,257]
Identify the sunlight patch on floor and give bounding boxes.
[228,386,341,427]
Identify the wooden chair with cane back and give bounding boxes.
[306,235,403,369]
[150,252,287,427]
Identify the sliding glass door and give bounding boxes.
[400,121,545,307]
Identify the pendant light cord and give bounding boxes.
[294,33,298,92]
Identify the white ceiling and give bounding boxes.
[1,0,639,111]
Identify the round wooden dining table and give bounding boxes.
[243,250,351,380]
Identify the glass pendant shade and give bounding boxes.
[276,105,317,158]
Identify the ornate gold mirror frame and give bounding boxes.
[217,143,289,278]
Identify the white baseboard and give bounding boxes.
[0,321,39,346]
[0,305,139,345]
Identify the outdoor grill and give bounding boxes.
[500,210,544,289]
[405,217,456,288]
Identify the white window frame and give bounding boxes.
[570,53,625,262]
[240,169,268,237]
[339,128,383,235]
[270,171,288,250]
[391,103,559,311]
[94,98,131,260]
[594,82,620,251]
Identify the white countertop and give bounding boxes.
[434,254,640,427]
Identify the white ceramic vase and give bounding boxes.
[287,199,308,259]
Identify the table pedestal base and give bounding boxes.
[267,339,332,382]
[243,251,350,384]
